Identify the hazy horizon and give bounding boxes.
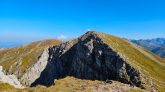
[0,33,165,49]
[0,0,165,42]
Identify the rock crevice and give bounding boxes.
[20,49,49,86]
[0,66,24,88]
[31,32,143,88]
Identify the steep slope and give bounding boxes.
[0,31,165,92]
[0,66,24,88]
[30,31,165,91]
[131,38,165,58]
[0,39,61,84]
[101,33,165,91]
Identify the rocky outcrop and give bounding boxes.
[0,66,24,88]
[20,49,49,86]
[31,31,143,88]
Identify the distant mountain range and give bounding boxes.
[1,38,165,58]
[0,31,165,92]
[130,38,165,58]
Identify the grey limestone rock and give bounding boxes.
[31,31,143,88]
[20,49,49,86]
[0,66,24,88]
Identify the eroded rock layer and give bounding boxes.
[31,32,143,88]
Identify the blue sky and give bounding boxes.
[0,0,165,42]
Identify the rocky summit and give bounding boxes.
[31,31,142,88]
[0,31,165,92]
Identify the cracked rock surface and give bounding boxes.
[0,66,24,88]
[31,31,143,88]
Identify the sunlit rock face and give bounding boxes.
[20,49,49,86]
[31,31,142,88]
[0,66,24,88]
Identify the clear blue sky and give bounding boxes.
[0,0,165,42]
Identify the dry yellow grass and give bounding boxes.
[0,82,17,92]
[0,39,61,79]
[0,32,165,92]
[98,32,165,91]
[0,77,144,92]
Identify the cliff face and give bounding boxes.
[0,66,24,88]
[0,39,61,79]
[31,31,143,88]
[1,31,165,91]
[20,49,49,86]
[0,39,61,86]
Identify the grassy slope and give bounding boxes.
[0,39,61,78]
[0,32,165,92]
[0,82,17,92]
[0,77,143,92]
[99,33,165,91]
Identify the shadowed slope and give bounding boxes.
[0,39,61,79]
[32,32,142,88]
[0,31,164,92]
[31,31,165,91]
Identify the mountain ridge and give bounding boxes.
[0,31,165,92]
[26,31,164,91]
[130,38,165,58]
[31,31,143,88]
[0,39,62,80]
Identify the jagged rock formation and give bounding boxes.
[0,31,165,91]
[0,76,146,92]
[20,49,49,86]
[0,39,61,86]
[31,31,143,88]
[0,66,24,88]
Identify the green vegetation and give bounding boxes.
[0,32,165,92]
[99,33,165,91]
[0,77,144,92]
[0,82,17,92]
[0,39,61,78]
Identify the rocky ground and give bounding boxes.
[0,77,145,92]
[0,31,164,92]
[0,66,24,88]
[31,31,143,88]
